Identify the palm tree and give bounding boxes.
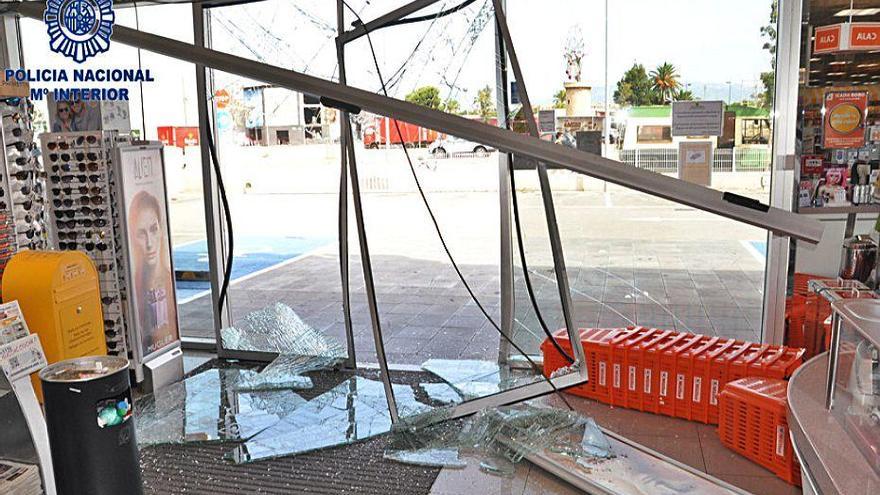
[650,62,681,104]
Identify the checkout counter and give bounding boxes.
[788,298,880,494]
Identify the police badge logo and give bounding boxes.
[44,0,115,63]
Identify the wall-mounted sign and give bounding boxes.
[823,91,868,149]
[850,22,880,50]
[678,141,713,186]
[538,110,556,134]
[813,22,880,53]
[214,89,231,109]
[814,24,842,53]
[671,101,723,136]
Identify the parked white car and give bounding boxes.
[428,136,495,158]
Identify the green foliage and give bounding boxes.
[757,0,778,108]
[650,62,681,104]
[474,85,496,120]
[613,63,657,106]
[405,86,442,110]
[675,89,695,101]
[443,99,461,114]
[553,89,567,109]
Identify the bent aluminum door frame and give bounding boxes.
[3,0,822,423]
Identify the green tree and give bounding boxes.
[650,62,681,104]
[474,85,496,120]
[405,86,442,110]
[553,89,567,109]
[442,99,461,114]
[756,0,777,108]
[675,89,695,101]
[613,63,656,106]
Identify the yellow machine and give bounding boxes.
[2,251,107,400]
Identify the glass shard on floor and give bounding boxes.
[220,302,346,360]
[383,403,614,474]
[420,359,533,399]
[227,376,436,463]
[221,303,346,391]
[135,368,282,446]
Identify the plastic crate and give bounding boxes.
[609,328,641,406]
[663,334,704,418]
[631,329,674,412]
[541,327,623,401]
[717,377,801,486]
[622,328,662,410]
[676,336,722,421]
[692,338,738,424]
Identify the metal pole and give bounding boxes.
[603,0,609,153]
[491,0,587,373]
[824,312,842,410]
[346,127,399,422]
[192,2,230,354]
[335,0,356,370]
[493,0,514,364]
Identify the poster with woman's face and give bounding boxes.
[119,146,179,359]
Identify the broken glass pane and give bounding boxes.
[420,359,542,400]
[383,403,614,475]
[135,368,280,445]
[220,302,346,359]
[383,448,467,469]
[227,376,436,463]
[419,382,463,407]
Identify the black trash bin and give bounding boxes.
[39,356,143,495]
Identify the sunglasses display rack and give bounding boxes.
[41,130,133,360]
[0,97,49,252]
[0,212,15,280]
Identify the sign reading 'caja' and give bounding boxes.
[43,0,115,63]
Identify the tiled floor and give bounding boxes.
[427,394,802,495]
[179,237,764,364]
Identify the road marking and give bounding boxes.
[740,240,766,264]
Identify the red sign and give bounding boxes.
[174,126,200,147]
[823,91,868,149]
[157,126,175,146]
[850,23,880,50]
[156,126,200,148]
[214,89,231,109]
[801,155,824,176]
[814,24,842,53]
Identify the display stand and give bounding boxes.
[0,313,55,495]
[112,141,183,392]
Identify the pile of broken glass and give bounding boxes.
[135,303,612,474]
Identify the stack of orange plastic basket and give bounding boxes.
[717,377,801,486]
[784,273,877,358]
[541,327,804,425]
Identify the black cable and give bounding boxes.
[341,1,575,411]
[508,163,574,364]
[381,0,478,28]
[204,115,234,314]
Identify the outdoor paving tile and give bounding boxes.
[383,336,432,355]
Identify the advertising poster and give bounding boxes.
[117,144,179,361]
[823,91,868,149]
